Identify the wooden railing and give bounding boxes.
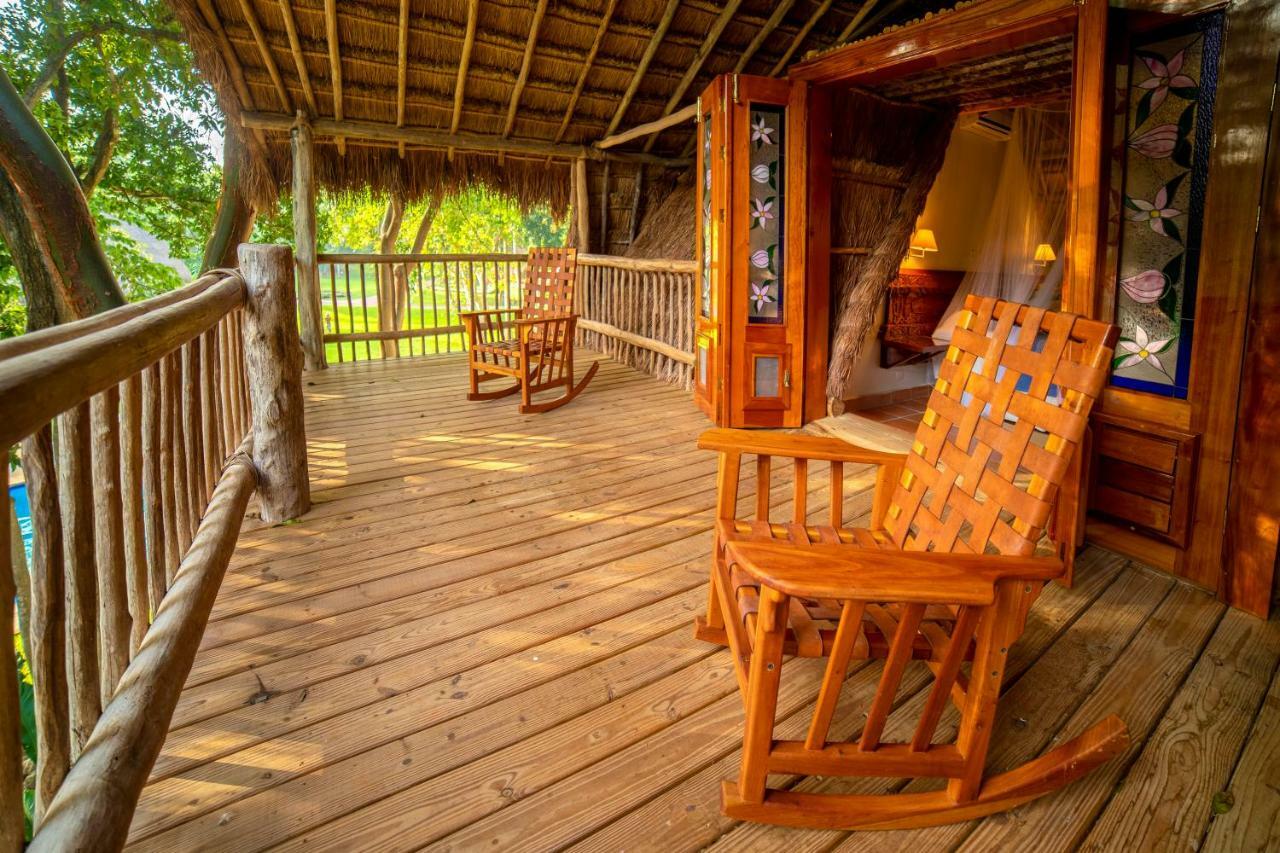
[316,252,697,387]
[576,254,697,389]
[317,252,525,361]
[0,244,308,851]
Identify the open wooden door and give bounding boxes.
[695,73,811,428]
[693,78,727,422]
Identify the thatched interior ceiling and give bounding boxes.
[169,0,961,206]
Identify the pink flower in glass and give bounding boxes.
[751,282,774,312]
[750,198,775,228]
[1116,325,1174,378]
[750,248,770,269]
[1120,270,1168,303]
[1129,124,1180,159]
[1125,186,1182,236]
[750,115,775,145]
[1137,49,1196,112]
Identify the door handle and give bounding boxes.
[784,369,791,389]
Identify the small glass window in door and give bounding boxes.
[753,355,781,398]
[747,105,784,324]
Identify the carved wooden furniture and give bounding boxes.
[694,295,1123,829]
[880,269,965,368]
[461,247,598,414]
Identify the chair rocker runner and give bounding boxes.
[461,247,598,414]
[695,295,1124,830]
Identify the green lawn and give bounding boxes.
[316,265,519,362]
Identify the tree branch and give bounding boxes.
[77,106,118,197]
[23,23,185,108]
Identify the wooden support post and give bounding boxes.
[574,158,590,253]
[599,159,609,252]
[291,114,326,371]
[238,244,311,523]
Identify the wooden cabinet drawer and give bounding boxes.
[1088,414,1198,547]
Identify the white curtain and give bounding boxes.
[932,107,1071,344]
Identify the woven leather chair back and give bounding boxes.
[522,247,577,321]
[885,295,1118,556]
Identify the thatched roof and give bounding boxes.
[169,0,959,210]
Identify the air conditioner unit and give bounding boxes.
[960,111,1013,141]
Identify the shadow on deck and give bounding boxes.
[129,352,1280,852]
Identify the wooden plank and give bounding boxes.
[1202,657,1280,851]
[1081,610,1280,850]
[955,584,1225,851]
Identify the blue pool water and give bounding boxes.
[8,483,32,564]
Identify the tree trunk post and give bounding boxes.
[574,157,591,252]
[290,113,326,371]
[201,125,257,273]
[238,243,311,523]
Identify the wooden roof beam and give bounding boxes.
[554,0,617,143]
[833,0,878,44]
[732,0,799,74]
[395,0,409,156]
[240,111,690,166]
[642,0,744,152]
[596,102,696,150]
[448,0,479,161]
[603,0,681,137]
[502,0,549,139]
[236,0,291,111]
[769,0,835,76]
[322,0,344,154]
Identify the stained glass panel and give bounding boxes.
[700,114,712,319]
[1110,13,1222,398]
[747,105,784,324]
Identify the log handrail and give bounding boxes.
[576,253,697,273]
[0,273,245,450]
[3,244,308,850]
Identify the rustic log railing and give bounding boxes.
[317,251,697,387]
[317,252,525,361]
[576,254,697,389]
[0,243,308,851]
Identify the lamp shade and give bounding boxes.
[911,228,939,253]
[1034,243,1057,264]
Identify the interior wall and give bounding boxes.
[842,124,1007,401]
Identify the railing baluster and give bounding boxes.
[141,363,166,613]
[89,387,130,702]
[21,425,69,825]
[56,401,101,759]
[120,373,149,656]
[158,352,181,579]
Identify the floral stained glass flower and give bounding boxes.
[751,114,775,147]
[1116,325,1174,378]
[751,282,775,312]
[1120,270,1168,303]
[1128,124,1180,159]
[750,198,775,229]
[750,248,771,270]
[1137,49,1196,113]
[1126,185,1182,236]
[750,163,770,184]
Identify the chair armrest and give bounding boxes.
[698,428,908,467]
[724,540,1064,606]
[459,309,521,319]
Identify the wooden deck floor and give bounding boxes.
[129,353,1280,852]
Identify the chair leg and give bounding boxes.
[738,585,787,804]
[948,582,1021,803]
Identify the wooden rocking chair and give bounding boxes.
[461,247,599,414]
[694,295,1123,830]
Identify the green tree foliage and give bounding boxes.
[0,0,221,320]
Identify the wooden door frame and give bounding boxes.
[694,77,731,425]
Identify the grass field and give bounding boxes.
[317,265,520,362]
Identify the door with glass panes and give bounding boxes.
[695,74,808,428]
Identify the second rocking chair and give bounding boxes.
[461,247,598,414]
